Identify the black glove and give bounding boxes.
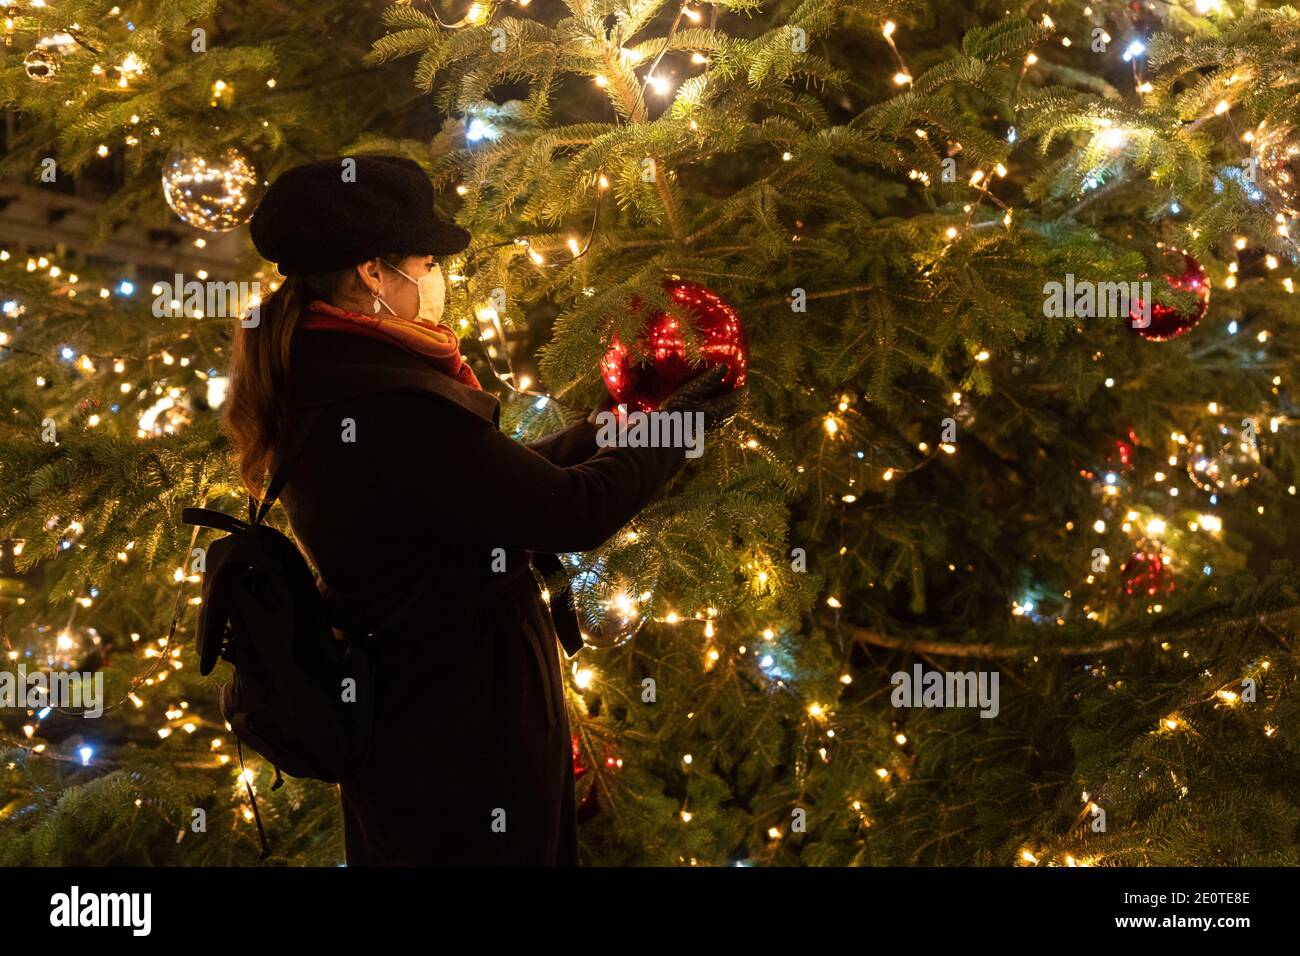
[658,364,745,430]
[586,391,617,427]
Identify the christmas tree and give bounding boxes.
[1,0,1298,866]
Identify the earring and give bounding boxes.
[372,291,382,314]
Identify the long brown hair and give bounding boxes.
[224,254,410,495]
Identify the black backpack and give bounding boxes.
[182,407,381,857]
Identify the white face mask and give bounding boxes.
[376,261,445,325]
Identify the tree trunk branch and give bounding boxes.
[830,606,1300,659]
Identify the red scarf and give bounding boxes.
[300,299,482,390]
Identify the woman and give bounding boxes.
[226,155,739,864]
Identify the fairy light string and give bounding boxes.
[820,15,1296,851]
[0,251,253,790]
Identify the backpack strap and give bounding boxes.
[253,406,325,526]
[234,737,272,860]
[181,508,250,536]
[530,551,585,658]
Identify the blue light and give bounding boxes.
[855,451,865,459]
[1228,320,1238,334]
[38,707,51,719]
[1023,599,1035,613]
[117,280,134,296]
[1105,472,1117,485]
[1007,127,1018,144]
[466,118,497,143]
[1122,39,1146,61]
[59,346,75,361]
[1203,565,1213,575]
[534,396,549,409]
[1210,494,1218,505]
[1169,202,1181,214]
[79,746,93,765]
[1218,167,1264,202]
[760,655,774,668]
[1,300,17,316]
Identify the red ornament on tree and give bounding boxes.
[571,734,587,781]
[1126,250,1210,341]
[601,279,749,413]
[1108,428,1139,473]
[1121,550,1174,598]
[572,734,621,821]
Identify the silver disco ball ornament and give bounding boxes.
[568,558,653,650]
[1252,121,1300,219]
[1186,420,1261,494]
[161,147,263,232]
[23,34,78,82]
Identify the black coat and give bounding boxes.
[278,329,685,864]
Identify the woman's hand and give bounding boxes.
[658,365,746,430]
[588,365,746,429]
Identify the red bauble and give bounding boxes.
[572,735,620,821]
[601,279,748,413]
[1126,250,1210,341]
[571,734,587,781]
[1109,428,1139,472]
[1121,551,1174,598]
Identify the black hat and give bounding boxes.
[248,155,471,276]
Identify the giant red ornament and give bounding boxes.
[601,279,748,413]
[1126,250,1210,342]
